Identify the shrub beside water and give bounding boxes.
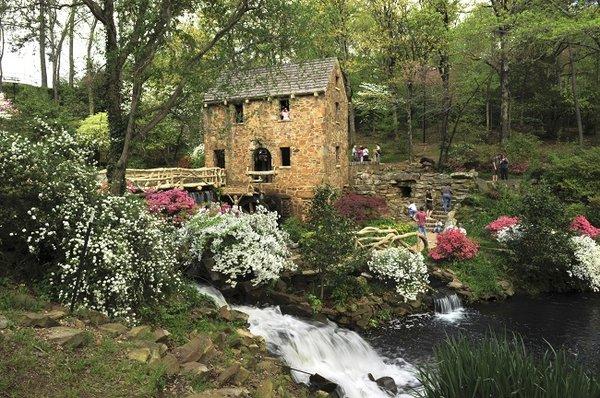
[417,334,600,398]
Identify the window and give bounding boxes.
[279,98,290,120]
[335,146,340,163]
[280,147,291,166]
[234,104,244,124]
[335,74,340,86]
[335,102,340,115]
[214,149,225,169]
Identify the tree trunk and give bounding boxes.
[38,0,48,88]
[437,52,451,168]
[68,3,76,87]
[0,19,4,90]
[406,81,414,162]
[86,19,97,115]
[486,79,491,136]
[421,84,426,143]
[568,44,584,146]
[499,31,510,143]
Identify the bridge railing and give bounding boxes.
[98,167,226,189]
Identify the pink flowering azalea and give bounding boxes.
[570,215,600,239]
[145,188,196,218]
[430,229,479,261]
[486,216,520,235]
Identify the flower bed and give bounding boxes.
[570,235,600,292]
[570,215,600,239]
[430,229,479,261]
[145,188,197,223]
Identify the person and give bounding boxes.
[415,207,427,236]
[425,189,434,217]
[434,220,443,234]
[280,107,290,121]
[407,202,418,219]
[441,185,453,213]
[351,145,358,162]
[491,154,501,183]
[374,145,382,163]
[499,154,509,181]
[357,146,364,163]
[363,147,370,162]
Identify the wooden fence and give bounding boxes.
[98,167,226,190]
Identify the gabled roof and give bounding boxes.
[204,58,338,103]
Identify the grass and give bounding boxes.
[0,328,167,397]
[416,333,600,398]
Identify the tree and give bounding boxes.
[81,0,270,194]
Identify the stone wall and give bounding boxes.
[348,162,478,219]
[203,63,349,216]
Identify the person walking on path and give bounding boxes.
[351,145,357,162]
[415,207,428,236]
[357,146,364,163]
[441,185,453,213]
[374,145,382,163]
[407,202,418,219]
[492,154,501,183]
[499,154,509,180]
[425,189,434,218]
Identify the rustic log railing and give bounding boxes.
[98,167,226,189]
[356,226,428,253]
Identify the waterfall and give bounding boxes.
[195,284,419,397]
[194,284,229,309]
[434,293,464,322]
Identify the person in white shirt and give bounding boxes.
[280,108,290,121]
[363,147,370,161]
[408,202,418,218]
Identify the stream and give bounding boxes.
[195,285,600,397]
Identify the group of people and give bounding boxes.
[492,153,509,182]
[408,186,455,236]
[352,145,382,163]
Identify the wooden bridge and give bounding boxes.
[98,167,226,190]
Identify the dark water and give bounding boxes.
[366,293,600,371]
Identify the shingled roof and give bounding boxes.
[204,58,338,103]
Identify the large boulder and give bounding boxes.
[180,362,209,377]
[0,315,9,329]
[99,322,128,336]
[19,312,60,328]
[217,363,241,386]
[158,353,180,376]
[127,347,151,363]
[174,334,213,363]
[46,327,86,348]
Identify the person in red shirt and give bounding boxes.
[415,207,427,236]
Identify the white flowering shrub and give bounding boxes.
[1,123,181,319]
[182,207,295,287]
[367,247,429,302]
[496,224,524,244]
[569,235,600,292]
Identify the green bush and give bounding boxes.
[76,112,109,162]
[449,256,504,299]
[503,132,541,164]
[542,147,600,202]
[282,216,308,244]
[417,333,600,398]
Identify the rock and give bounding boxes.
[255,380,274,398]
[19,312,60,328]
[0,315,9,329]
[368,373,398,395]
[77,309,109,326]
[202,345,219,362]
[309,373,338,393]
[180,361,209,376]
[158,353,180,376]
[233,366,250,385]
[498,280,515,297]
[218,306,233,321]
[217,363,241,386]
[46,327,85,348]
[230,310,249,323]
[99,322,127,336]
[447,280,463,290]
[46,309,67,320]
[256,359,278,373]
[153,328,171,343]
[174,334,213,363]
[408,300,422,310]
[127,347,151,363]
[186,387,250,398]
[125,325,153,340]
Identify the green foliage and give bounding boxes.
[282,216,308,244]
[76,112,109,161]
[417,333,600,398]
[449,255,505,300]
[301,186,356,298]
[542,147,600,203]
[503,132,541,164]
[306,293,323,315]
[508,184,575,291]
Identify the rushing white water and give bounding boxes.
[434,293,464,322]
[194,284,229,309]
[195,284,419,397]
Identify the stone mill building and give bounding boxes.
[203,58,349,215]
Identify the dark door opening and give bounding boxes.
[214,149,225,169]
[253,147,273,182]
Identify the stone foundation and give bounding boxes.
[348,162,478,219]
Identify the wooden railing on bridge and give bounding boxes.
[98,167,226,189]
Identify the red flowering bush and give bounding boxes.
[430,229,479,261]
[334,193,388,224]
[145,188,196,222]
[485,216,520,235]
[570,215,600,239]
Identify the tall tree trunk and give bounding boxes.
[0,19,4,90]
[406,81,414,161]
[437,52,451,168]
[68,3,76,87]
[485,78,491,136]
[568,44,584,145]
[86,19,97,115]
[39,0,48,88]
[499,30,510,143]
